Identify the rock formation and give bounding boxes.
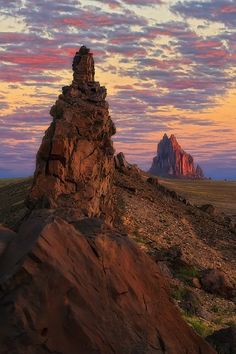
[27,45,115,222]
[0,47,216,354]
[206,326,236,354]
[200,269,235,300]
[149,134,204,179]
[0,214,216,354]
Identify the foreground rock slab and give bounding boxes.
[0,214,215,354]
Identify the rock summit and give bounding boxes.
[27,46,116,222]
[149,133,204,179]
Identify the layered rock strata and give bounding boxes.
[149,134,204,179]
[27,46,115,221]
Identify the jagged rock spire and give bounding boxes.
[149,134,204,179]
[27,46,116,223]
[72,45,95,86]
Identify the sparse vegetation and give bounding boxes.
[159,178,236,222]
[183,314,214,337]
[0,177,32,229]
[132,226,147,245]
[171,284,188,301]
[175,265,200,285]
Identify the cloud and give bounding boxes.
[121,0,162,5]
[0,0,235,178]
[172,0,236,28]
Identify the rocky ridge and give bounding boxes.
[0,47,216,353]
[149,133,204,179]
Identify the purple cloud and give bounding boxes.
[172,0,236,28]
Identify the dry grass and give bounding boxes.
[159,178,236,221]
[0,177,32,229]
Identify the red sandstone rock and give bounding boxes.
[149,134,204,179]
[114,152,130,172]
[0,214,215,354]
[26,46,116,222]
[201,269,235,299]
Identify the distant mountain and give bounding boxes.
[149,133,204,179]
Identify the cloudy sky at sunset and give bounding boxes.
[0,0,235,179]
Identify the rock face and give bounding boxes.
[149,134,204,179]
[27,46,115,221]
[206,326,236,354]
[0,214,215,354]
[0,47,216,354]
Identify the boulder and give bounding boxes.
[114,152,130,172]
[206,326,236,354]
[200,204,216,217]
[200,269,235,299]
[147,176,159,186]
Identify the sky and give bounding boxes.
[0,0,235,179]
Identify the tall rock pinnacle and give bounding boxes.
[72,45,95,85]
[149,134,204,179]
[27,46,116,222]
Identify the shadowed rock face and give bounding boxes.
[27,46,116,222]
[149,134,204,179]
[206,326,236,354]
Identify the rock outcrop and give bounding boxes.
[0,47,215,354]
[200,269,235,300]
[206,326,236,354]
[149,134,204,179]
[27,45,115,222]
[0,214,215,354]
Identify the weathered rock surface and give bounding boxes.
[149,134,204,179]
[0,214,215,354]
[200,269,235,299]
[0,225,16,256]
[206,326,236,354]
[114,152,130,172]
[200,204,216,216]
[27,46,115,222]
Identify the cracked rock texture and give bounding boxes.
[0,214,215,354]
[27,46,115,222]
[149,133,204,179]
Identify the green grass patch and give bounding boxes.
[171,284,188,301]
[183,314,214,337]
[175,265,200,285]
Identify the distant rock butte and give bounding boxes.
[149,133,204,179]
[27,45,116,223]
